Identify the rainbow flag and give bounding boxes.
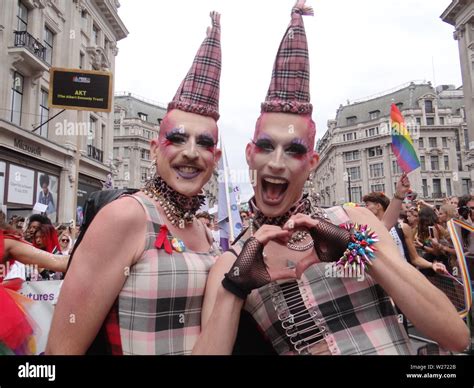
[390,104,420,173]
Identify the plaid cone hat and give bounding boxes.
[261,0,313,115]
[168,11,222,121]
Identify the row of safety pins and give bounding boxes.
[269,281,327,354]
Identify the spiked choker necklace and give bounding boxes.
[142,175,205,227]
[249,195,312,229]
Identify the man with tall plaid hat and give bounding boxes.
[48,12,224,355]
[193,0,469,355]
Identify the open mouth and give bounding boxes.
[261,176,289,205]
[173,165,203,180]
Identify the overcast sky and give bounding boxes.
[115,0,462,201]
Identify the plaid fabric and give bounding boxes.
[168,12,221,120]
[261,3,313,115]
[103,194,216,355]
[240,205,414,355]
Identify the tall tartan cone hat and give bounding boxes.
[168,11,222,121]
[261,0,314,115]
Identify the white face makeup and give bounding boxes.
[246,113,318,217]
[152,109,221,197]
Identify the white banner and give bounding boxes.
[18,280,63,355]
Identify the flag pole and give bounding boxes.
[222,142,235,241]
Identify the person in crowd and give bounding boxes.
[24,214,51,243]
[192,1,469,355]
[0,219,68,354]
[363,191,447,274]
[47,12,223,355]
[240,211,250,228]
[58,231,72,256]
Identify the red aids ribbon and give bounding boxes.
[155,225,173,254]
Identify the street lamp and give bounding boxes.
[343,171,352,202]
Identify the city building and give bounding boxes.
[0,0,128,223]
[113,92,166,189]
[441,0,474,183]
[314,82,470,206]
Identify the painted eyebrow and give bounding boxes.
[166,127,188,137]
[255,135,308,148]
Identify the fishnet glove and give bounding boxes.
[309,218,351,262]
[222,237,271,299]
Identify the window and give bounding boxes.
[93,25,100,46]
[431,155,439,171]
[79,52,85,69]
[124,147,130,157]
[392,160,402,174]
[44,26,54,64]
[444,155,449,170]
[416,117,421,126]
[138,112,148,121]
[440,117,445,125]
[113,147,119,159]
[343,150,360,162]
[422,179,428,197]
[433,179,442,198]
[429,137,437,148]
[141,167,148,182]
[369,110,380,120]
[81,10,88,31]
[104,37,110,53]
[455,131,461,151]
[100,124,105,150]
[114,126,120,136]
[462,179,472,195]
[425,100,434,114]
[369,163,384,178]
[10,72,24,125]
[458,155,463,171]
[442,137,448,148]
[464,128,469,149]
[346,116,357,125]
[368,146,383,158]
[366,127,379,137]
[141,149,150,160]
[426,117,434,126]
[371,184,385,193]
[347,166,360,180]
[350,187,362,203]
[17,1,28,31]
[88,117,97,146]
[419,137,424,148]
[38,89,49,138]
[446,178,452,197]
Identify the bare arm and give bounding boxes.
[7,240,68,272]
[345,206,469,352]
[383,173,410,230]
[401,224,438,270]
[192,251,244,355]
[45,197,146,354]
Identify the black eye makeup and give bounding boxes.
[165,128,188,144]
[253,138,274,152]
[197,134,216,148]
[285,142,308,155]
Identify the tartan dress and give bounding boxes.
[237,206,414,355]
[103,194,217,355]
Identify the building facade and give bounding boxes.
[442,0,474,183]
[0,0,127,223]
[113,92,166,189]
[314,82,470,206]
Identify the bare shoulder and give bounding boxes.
[92,195,146,232]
